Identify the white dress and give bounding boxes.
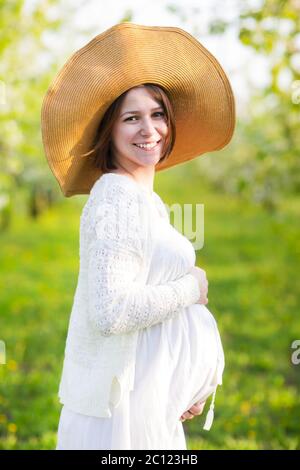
[56,184,225,450]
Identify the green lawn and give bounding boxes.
[0,167,299,450]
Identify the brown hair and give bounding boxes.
[81,83,176,172]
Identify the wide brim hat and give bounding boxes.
[41,22,236,197]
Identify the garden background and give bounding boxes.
[0,0,299,450]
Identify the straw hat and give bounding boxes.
[41,22,236,197]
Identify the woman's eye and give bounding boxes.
[125,112,165,122]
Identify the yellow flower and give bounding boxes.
[240,401,251,415]
[7,423,17,433]
[249,417,257,427]
[7,360,18,371]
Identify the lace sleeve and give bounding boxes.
[87,184,200,337]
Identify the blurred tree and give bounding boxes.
[0,0,64,227]
[0,1,136,227]
[198,0,300,211]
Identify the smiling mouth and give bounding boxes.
[133,140,161,151]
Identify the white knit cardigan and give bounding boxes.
[58,173,201,418]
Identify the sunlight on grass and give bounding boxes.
[0,169,299,449]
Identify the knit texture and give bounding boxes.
[85,177,200,336]
[58,174,200,417]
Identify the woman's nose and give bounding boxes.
[139,117,157,134]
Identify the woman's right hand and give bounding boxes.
[188,266,208,305]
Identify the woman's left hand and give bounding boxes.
[179,400,206,422]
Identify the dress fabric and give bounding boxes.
[56,187,225,450]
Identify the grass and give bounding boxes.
[0,165,299,449]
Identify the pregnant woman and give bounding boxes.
[41,23,235,450]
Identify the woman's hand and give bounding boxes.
[188,266,208,305]
[179,400,206,422]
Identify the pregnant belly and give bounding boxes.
[162,303,225,432]
[166,303,225,416]
[131,302,225,434]
[183,304,225,410]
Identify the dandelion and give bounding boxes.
[240,401,251,416]
[7,423,17,433]
[7,360,18,371]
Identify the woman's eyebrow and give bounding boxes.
[121,106,163,117]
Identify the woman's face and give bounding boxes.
[110,87,168,170]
